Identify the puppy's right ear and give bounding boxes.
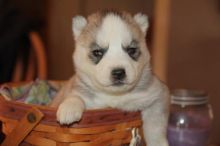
[72,16,87,40]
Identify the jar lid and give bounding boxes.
[171,89,208,106]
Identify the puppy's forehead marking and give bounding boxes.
[96,14,132,47]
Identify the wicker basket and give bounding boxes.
[0,82,144,146]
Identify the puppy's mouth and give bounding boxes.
[95,78,136,88]
[110,79,136,87]
[111,80,125,86]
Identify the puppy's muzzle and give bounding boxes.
[111,68,126,86]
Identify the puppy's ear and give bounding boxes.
[134,13,149,36]
[72,16,87,40]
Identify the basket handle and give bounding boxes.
[1,107,44,146]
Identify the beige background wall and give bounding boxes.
[46,0,220,144]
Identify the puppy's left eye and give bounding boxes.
[127,47,137,56]
[125,47,140,61]
[123,40,141,61]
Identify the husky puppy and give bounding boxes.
[51,11,170,146]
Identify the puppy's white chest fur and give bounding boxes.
[86,90,154,111]
[84,90,146,110]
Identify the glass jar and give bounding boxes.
[167,89,213,146]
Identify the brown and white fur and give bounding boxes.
[51,11,170,146]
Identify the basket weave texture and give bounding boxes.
[0,82,143,146]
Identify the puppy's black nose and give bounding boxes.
[111,68,126,81]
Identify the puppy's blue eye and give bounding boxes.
[92,49,104,57]
[89,49,106,64]
[89,42,108,64]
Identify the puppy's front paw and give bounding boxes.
[56,99,84,125]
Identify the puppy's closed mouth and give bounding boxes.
[111,80,136,87]
[112,80,125,86]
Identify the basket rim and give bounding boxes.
[0,81,141,128]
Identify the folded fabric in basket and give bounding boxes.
[0,79,63,105]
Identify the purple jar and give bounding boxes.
[167,89,213,146]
